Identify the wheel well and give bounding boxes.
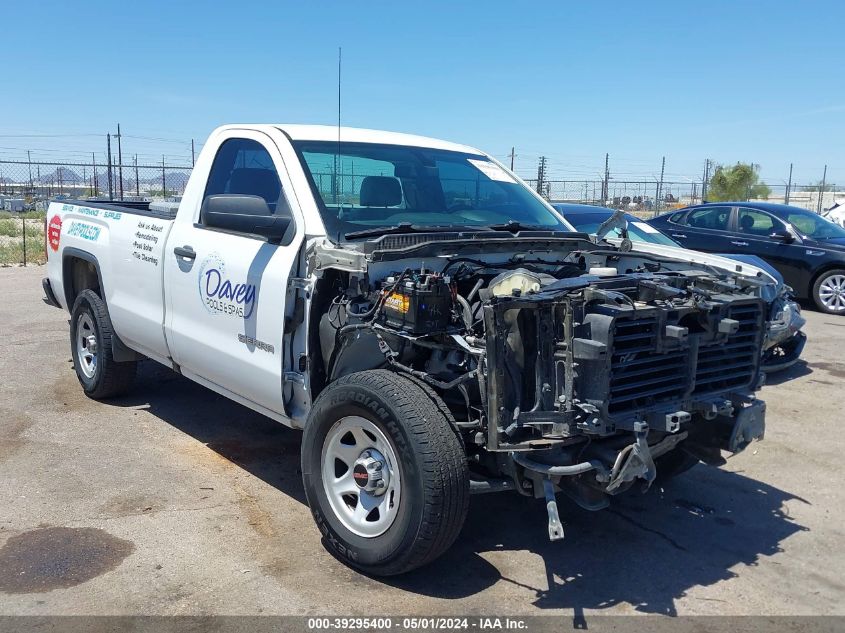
[63,255,102,308]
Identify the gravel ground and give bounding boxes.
[0,265,843,616]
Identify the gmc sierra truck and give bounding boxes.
[44,124,769,575]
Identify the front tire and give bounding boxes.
[70,289,136,399]
[812,269,845,314]
[301,370,469,576]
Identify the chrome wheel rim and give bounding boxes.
[320,416,401,538]
[76,313,98,379]
[818,274,845,312]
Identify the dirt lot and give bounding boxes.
[1,265,843,616]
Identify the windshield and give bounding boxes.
[564,212,679,246]
[292,141,568,239]
[785,210,845,240]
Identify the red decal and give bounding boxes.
[48,215,62,252]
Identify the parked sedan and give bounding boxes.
[554,203,806,372]
[649,202,845,314]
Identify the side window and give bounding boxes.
[737,208,778,236]
[668,211,687,224]
[686,206,731,231]
[203,138,284,214]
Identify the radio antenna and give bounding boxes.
[334,46,342,206]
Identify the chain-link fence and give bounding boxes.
[0,158,193,265]
[0,156,842,265]
[524,179,841,217]
[0,159,193,204]
[0,213,45,266]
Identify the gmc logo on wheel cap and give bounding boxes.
[353,464,369,487]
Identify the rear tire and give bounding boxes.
[812,269,845,314]
[70,289,136,399]
[301,370,469,576]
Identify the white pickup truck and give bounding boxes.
[44,124,770,575]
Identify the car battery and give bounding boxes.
[381,274,453,334]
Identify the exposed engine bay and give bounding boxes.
[302,231,768,540]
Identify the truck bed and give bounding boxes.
[45,198,177,363]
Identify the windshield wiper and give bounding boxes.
[485,220,563,233]
[344,222,492,240]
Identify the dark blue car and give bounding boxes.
[649,202,845,314]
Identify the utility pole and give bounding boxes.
[191,139,196,167]
[509,147,515,171]
[92,153,99,198]
[536,156,547,196]
[116,124,124,200]
[27,150,33,195]
[818,165,828,214]
[701,159,712,201]
[134,155,140,196]
[785,163,793,205]
[655,156,666,216]
[601,153,609,203]
[161,155,167,199]
[106,134,114,200]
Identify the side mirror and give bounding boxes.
[201,194,292,242]
[769,229,795,243]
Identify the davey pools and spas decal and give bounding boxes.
[197,253,256,318]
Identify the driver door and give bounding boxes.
[164,130,304,416]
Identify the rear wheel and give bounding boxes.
[812,269,845,314]
[70,289,136,399]
[301,370,469,576]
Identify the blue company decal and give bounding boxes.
[197,253,257,318]
[66,221,101,241]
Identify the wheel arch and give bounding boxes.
[62,248,104,309]
[62,250,139,362]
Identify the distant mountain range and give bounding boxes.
[33,168,191,191]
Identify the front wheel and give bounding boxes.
[301,370,469,576]
[812,269,845,314]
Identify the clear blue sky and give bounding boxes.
[1,1,843,185]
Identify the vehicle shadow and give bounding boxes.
[110,362,808,615]
[111,360,308,506]
[765,359,812,385]
[388,462,809,615]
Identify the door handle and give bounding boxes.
[730,241,749,246]
[671,233,687,239]
[173,245,196,260]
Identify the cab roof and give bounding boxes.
[274,124,484,155]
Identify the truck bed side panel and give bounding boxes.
[46,201,174,361]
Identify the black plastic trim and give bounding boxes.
[53,199,176,220]
[41,277,61,308]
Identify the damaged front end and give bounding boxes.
[307,233,769,542]
[482,271,768,538]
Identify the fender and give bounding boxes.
[61,248,141,363]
